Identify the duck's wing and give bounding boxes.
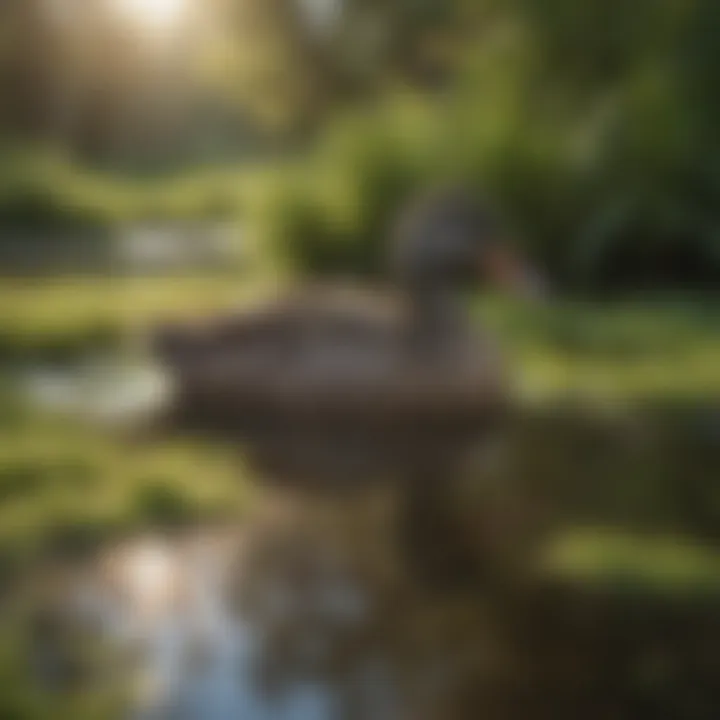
[152,286,507,427]
[152,287,405,408]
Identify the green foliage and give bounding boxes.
[0,149,251,234]
[133,480,196,526]
[2,1,719,288]
[0,388,247,580]
[260,100,440,277]
[0,321,121,366]
[0,183,105,234]
[250,0,720,288]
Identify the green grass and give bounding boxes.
[544,527,720,595]
[0,408,251,581]
[1,276,718,396]
[478,297,720,400]
[0,275,267,362]
[0,275,254,332]
[0,148,283,229]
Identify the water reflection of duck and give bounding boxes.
[152,186,541,475]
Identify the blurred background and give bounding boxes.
[0,1,718,718]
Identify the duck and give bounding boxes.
[150,185,543,484]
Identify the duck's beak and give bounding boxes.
[481,243,548,300]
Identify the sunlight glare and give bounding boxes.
[121,542,177,613]
[113,0,190,33]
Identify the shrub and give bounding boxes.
[133,480,196,527]
[261,107,439,278]
[0,182,106,234]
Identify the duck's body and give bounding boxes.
[152,186,538,483]
[162,282,506,429]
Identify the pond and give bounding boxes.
[20,356,172,426]
[0,223,244,277]
[31,528,353,720]
[9,347,720,719]
[18,465,720,720]
[24,493,444,720]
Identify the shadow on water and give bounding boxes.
[12,400,720,719]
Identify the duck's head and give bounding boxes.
[391,185,546,299]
